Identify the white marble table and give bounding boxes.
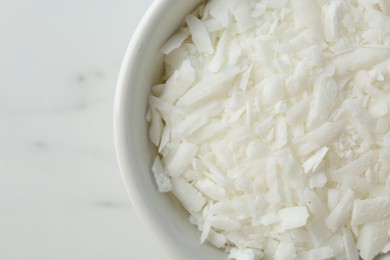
[0,1,169,259]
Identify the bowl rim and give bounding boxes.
[114,0,199,259]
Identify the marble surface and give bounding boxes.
[0,0,170,259]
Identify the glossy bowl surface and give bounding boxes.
[114,0,225,259]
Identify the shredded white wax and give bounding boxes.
[147,0,390,259]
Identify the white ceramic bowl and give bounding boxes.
[114,0,226,259]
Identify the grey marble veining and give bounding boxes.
[0,1,169,259]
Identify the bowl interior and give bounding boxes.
[114,0,226,259]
